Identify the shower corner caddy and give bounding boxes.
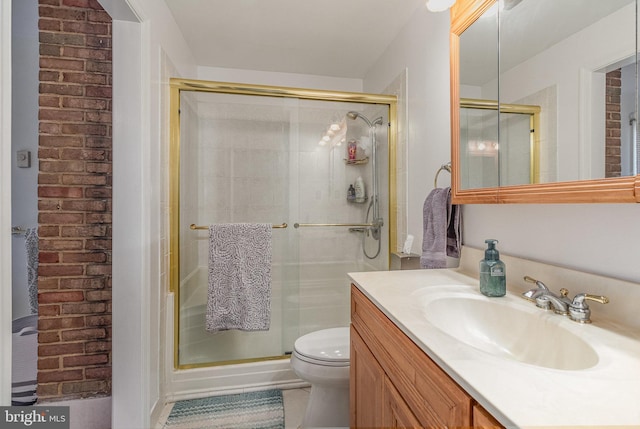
[343,157,369,165]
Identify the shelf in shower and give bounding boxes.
[343,157,369,165]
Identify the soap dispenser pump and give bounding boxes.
[479,239,506,297]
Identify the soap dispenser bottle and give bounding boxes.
[479,239,506,297]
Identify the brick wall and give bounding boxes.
[37,0,112,401]
[605,69,622,178]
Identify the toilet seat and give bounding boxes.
[293,327,350,366]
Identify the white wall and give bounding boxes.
[1,0,14,406]
[365,6,640,284]
[11,0,38,319]
[101,0,198,427]
[364,5,453,261]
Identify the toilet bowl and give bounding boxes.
[290,327,350,428]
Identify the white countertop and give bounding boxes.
[349,268,640,429]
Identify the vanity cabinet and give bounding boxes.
[350,284,505,428]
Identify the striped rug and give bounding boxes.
[163,389,284,429]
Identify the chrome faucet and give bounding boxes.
[522,276,609,323]
[522,276,550,300]
[535,288,571,315]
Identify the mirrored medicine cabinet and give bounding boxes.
[450,0,640,203]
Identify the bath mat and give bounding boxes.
[163,389,284,429]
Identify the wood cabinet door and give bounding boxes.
[473,404,505,429]
[383,376,422,428]
[350,325,385,428]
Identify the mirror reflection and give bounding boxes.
[459,0,638,190]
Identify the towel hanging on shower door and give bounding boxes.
[206,223,272,333]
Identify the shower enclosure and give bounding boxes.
[170,79,397,369]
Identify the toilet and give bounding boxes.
[290,327,350,428]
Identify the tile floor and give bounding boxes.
[156,387,310,429]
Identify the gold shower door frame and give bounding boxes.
[169,78,398,369]
[460,98,541,185]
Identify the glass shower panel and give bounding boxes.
[459,107,499,189]
[178,92,299,366]
[176,91,389,367]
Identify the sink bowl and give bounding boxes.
[414,288,599,370]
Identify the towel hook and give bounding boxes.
[434,162,452,188]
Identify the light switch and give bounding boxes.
[17,150,31,168]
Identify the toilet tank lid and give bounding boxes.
[294,327,350,361]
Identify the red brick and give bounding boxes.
[63,21,109,35]
[38,148,60,160]
[39,108,84,122]
[40,135,84,147]
[61,199,107,211]
[38,278,60,290]
[39,160,85,172]
[39,95,61,107]
[63,46,111,61]
[38,239,84,251]
[39,6,86,20]
[61,302,106,314]
[85,86,111,99]
[60,277,106,290]
[86,290,110,301]
[39,317,85,330]
[60,148,107,160]
[86,315,110,326]
[39,32,85,47]
[38,357,61,370]
[62,71,108,84]
[39,82,84,96]
[39,252,60,263]
[60,380,107,395]
[62,252,107,263]
[61,328,106,341]
[84,341,110,354]
[38,264,85,277]
[39,305,61,317]
[84,188,111,198]
[39,18,62,32]
[38,174,62,185]
[38,369,83,383]
[38,186,84,198]
[39,290,85,304]
[61,225,108,237]
[62,97,108,110]
[38,226,61,237]
[60,124,107,136]
[85,60,110,73]
[38,342,84,357]
[39,122,62,134]
[40,70,61,82]
[39,331,61,343]
[63,354,109,367]
[38,212,83,226]
[86,264,111,276]
[37,383,60,397]
[85,213,111,223]
[62,174,107,186]
[85,366,111,380]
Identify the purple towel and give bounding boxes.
[420,187,462,269]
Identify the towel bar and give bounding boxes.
[294,222,377,228]
[189,223,288,230]
[434,162,452,188]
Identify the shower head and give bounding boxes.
[346,111,384,128]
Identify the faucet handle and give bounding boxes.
[524,276,549,290]
[571,293,610,308]
[568,293,609,324]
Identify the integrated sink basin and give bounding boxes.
[413,286,599,370]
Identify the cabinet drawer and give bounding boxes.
[351,285,472,427]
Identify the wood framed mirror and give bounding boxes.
[450,0,640,203]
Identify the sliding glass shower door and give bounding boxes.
[171,80,395,368]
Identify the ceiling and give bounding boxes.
[164,0,426,79]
